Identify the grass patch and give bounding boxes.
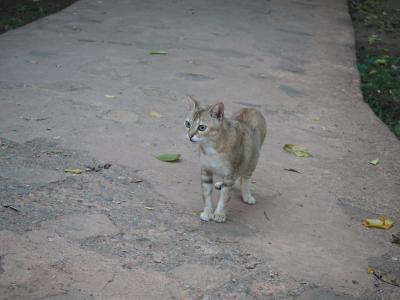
[349,0,400,138]
[358,54,400,136]
[0,0,77,34]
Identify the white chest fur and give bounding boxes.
[199,144,229,176]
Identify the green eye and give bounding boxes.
[198,124,207,131]
[185,120,191,128]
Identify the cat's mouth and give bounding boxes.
[188,133,200,143]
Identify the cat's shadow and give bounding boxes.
[201,188,277,237]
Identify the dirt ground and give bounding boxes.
[1,0,400,299]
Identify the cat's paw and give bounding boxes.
[213,212,227,223]
[243,195,256,205]
[214,182,223,190]
[200,209,213,222]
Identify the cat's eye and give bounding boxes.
[198,124,207,131]
[184,120,191,128]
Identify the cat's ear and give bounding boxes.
[210,102,224,120]
[186,95,199,111]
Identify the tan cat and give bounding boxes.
[185,96,266,223]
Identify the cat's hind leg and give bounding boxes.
[240,176,256,205]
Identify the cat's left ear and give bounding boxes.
[210,102,224,120]
[186,95,199,111]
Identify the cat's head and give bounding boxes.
[184,96,224,143]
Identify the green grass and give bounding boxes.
[0,15,23,31]
[358,54,400,136]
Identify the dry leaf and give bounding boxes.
[362,216,394,230]
[144,206,154,211]
[149,50,168,55]
[391,232,400,244]
[104,94,117,99]
[149,111,161,118]
[64,168,83,174]
[369,158,379,166]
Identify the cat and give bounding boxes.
[185,96,266,223]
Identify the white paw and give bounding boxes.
[243,195,256,205]
[214,182,223,190]
[200,210,213,222]
[213,212,226,223]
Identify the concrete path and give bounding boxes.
[1,0,399,299]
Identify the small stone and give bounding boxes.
[122,262,135,269]
[245,262,258,269]
[352,280,358,285]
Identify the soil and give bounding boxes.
[349,0,400,56]
[0,0,77,34]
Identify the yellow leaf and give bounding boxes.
[105,94,117,99]
[362,216,394,230]
[149,111,161,118]
[368,267,375,274]
[64,168,83,174]
[369,158,379,166]
[144,206,154,211]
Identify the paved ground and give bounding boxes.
[1,0,400,299]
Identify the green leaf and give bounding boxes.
[369,158,379,165]
[283,144,312,157]
[374,58,388,65]
[156,153,181,162]
[149,50,168,55]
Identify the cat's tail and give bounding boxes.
[234,108,267,145]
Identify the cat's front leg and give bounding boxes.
[213,177,234,223]
[200,169,214,221]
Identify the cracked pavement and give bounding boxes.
[1,0,400,299]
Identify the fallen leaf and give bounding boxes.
[144,206,154,211]
[368,268,400,287]
[64,168,83,174]
[153,253,164,263]
[369,158,379,166]
[374,58,388,65]
[129,177,143,183]
[149,111,162,118]
[283,144,312,157]
[391,232,400,244]
[156,153,180,162]
[362,216,394,230]
[284,168,301,174]
[105,94,117,99]
[149,50,168,55]
[103,163,112,169]
[3,205,19,212]
[185,6,194,11]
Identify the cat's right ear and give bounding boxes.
[186,95,199,111]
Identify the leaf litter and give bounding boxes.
[283,144,312,157]
[156,154,180,162]
[362,216,394,230]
